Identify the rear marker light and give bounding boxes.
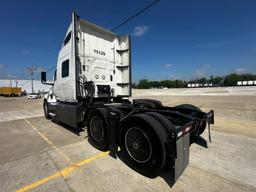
[177,125,192,138]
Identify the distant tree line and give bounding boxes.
[223,73,256,86]
[132,73,256,89]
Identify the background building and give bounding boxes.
[0,79,52,93]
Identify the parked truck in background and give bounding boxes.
[0,87,22,97]
[41,12,214,184]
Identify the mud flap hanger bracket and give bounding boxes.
[206,110,214,143]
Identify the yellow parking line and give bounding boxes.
[24,119,72,163]
[16,151,109,192]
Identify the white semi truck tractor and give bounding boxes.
[41,12,214,183]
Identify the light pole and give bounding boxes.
[14,80,18,87]
[27,66,36,93]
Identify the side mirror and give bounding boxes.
[41,71,46,83]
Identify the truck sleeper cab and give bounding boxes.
[41,12,214,184]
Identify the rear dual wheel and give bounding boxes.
[87,110,168,176]
[120,114,167,176]
[87,111,109,151]
[125,127,152,164]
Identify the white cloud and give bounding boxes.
[133,26,150,36]
[170,75,178,80]
[22,50,31,54]
[195,64,210,78]
[163,64,172,68]
[235,68,247,74]
[34,67,45,73]
[195,70,205,77]
[7,74,17,78]
[26,67,45,74]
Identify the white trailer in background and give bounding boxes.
[187,84,191,88]
[248,81,253,86]
[242,81,248,86]
[237,81,242,86]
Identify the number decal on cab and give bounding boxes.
[93,49,106,56]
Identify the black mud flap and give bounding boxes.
[165,133,190,185]
[174,133,190,181]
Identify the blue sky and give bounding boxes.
[0,0,255,82]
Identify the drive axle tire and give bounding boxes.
[119,114,166,176]
[43,100,50,119]
[87,111,109,151]
[175,104,206,136]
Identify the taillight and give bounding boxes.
[177,124,192,138]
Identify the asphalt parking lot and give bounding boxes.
[0,87,256,192]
